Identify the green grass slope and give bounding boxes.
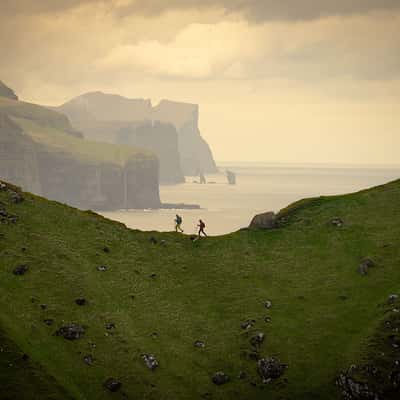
[0,179,399,399]
[0,97,155,166]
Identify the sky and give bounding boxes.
[1,0,399,165]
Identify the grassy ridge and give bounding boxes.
[0,179,399,399]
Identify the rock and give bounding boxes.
[0,182,7,191]
[250,332,265,347]
[13,265,29,275]
[160,240,167,246]
[103,378,122,392]
[97,265,108,271]
[105,323,115,330]
[359,258,376,275]
[264,300,272,309]
[55,324,85,340]
[264,316,272,323]
[212,372,230,385]
[43,319,54,326]
[331,217,344,227]
[150,273,157,279]
[103,246,110,253]
[9,191,24,204]
[194,340,205,348]
[83,354,94,365]
[238,371,247,380]
[241,319,256,330]
[142,354,159,370]
[336,370,378,400]
[21,353,29,361]
[40,304,47,310]
[75,298,86,306]
[249,212,276,230]
[149,237,158,244]
[388,294,399,304]
[258,357,286,383]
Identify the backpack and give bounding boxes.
[176,215,182,224]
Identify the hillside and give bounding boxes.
[0,95,161,210]
[0,81,18,101]
[1,178,399,399]
[57,92,217,179]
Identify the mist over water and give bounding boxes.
[101,163,400,235]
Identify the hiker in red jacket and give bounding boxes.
[197,219,207,238]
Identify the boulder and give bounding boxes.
[388,294,399,304]
[103,378,122,392]
[194,340,205,348]
[9,191,24,204]
[358,258,376,276]
[142,354,159,370]
[250,332,265,347]
[13,265,29,275]
[241,319,256,330]
[249,212,276,230]
[97,265,108,271]
[83,355,94,366]
[265,300,272,309]
[331,218,344,227]
[212,372,230,385]
[55,324,85,340]
[336,370,378,400]
[258,357,286,383]
[75,298,86,306]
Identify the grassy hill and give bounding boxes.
[0,179,399,399]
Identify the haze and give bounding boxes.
[1,0,399,165]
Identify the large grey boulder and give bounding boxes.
[249,212,276,229]
[258,357,286,383]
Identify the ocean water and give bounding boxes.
[101,163,400,236]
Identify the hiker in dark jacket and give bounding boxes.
[197,219,207,238]
[175,214,184,232]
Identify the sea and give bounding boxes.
[100,162,400,236]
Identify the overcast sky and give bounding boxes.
[1,0,399,165]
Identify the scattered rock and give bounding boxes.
[212,372,230,385]
[149,237,157,245]
[21,353,29,361]
[331,218,344,227]
[103,378,122,392]
[55,324,85,340]
[194,340,205,348]
[75,298,86,306]
[103,246,110,253]
[264,316,272,323]
[358,258,376,275]
[388,294,399,304]
[238,371,247,380]
[83,354,94,365]
[150,273,157,279]
[97,265,108,272]
[160,240,166,246]
[265,300,272,309]
[9,191,24,204]
[241,319,256,330]
[258,357,286,383]
[43,319,54,326]
[13,265,29,275]
[105,323,115,330]
[142,354,159,370]
[40,304,47,310]
[150,332,158,339]
[336,369,377,400]
[0,182,7,191]
[249,212,276,230]
[250,332,265,347]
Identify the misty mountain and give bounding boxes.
[0,84,160,210]
[56,92,218,180]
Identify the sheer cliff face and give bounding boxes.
[0,95,161,210]
[0,81,18,100]
[57,92,217,178]
[153,100,217,175]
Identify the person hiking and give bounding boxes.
[175,214,184,232]
[197,219,207,238]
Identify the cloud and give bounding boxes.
[2,0,400,21]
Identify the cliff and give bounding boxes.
[0,96,161,210]
[57,92,217,179]
[0,80,18,100]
